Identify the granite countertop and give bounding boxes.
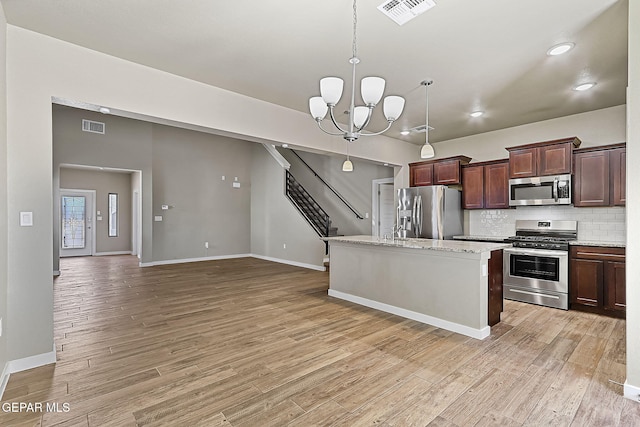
[569,240,626,248]
[452,235,510,243]
[324,235,511,254]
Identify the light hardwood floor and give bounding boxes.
[1,255,639,426]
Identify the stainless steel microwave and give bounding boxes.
[509,174,571,206]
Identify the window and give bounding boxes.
[108,193,118,237]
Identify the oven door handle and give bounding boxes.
[504,247,568,257]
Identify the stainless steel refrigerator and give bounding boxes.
[396,186,463,239]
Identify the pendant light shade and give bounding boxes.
[420,143,435,159]
[342,158,354,172]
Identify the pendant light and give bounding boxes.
[342,142,354,172]
[420,79,435,159]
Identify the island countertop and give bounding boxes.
[324,235,511,254]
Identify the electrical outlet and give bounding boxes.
[205,242,209,249]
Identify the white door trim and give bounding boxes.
[60,189,96,257]
[371,178,395,237]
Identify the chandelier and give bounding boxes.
[308,0,406,145]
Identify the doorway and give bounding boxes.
[60,189,96,257]
[371,178,395,237]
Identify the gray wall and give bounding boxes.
[60,168,133,253]
[53,105,154,269]
[0,7,8,376]
[250,144,325,268]
[280,148,393,236]
[151,125,252,260]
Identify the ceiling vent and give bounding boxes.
[82,119,105,134]
[378,0,436,26]
[409,124,434,133]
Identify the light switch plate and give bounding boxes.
[161,205,169,210]
[97,216,103,221]
[20,211,33,226]
[233,182,241,188]
[154,216,163,222]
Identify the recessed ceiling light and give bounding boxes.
[400,130,410,136]
[470,111,484,118]
[282,143,289,148]
[547,42,575,56]
[573,82,596,91]
[98,107,110,114]
[383,163,389,166]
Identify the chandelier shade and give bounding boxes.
[361,77,385,106]
[383,96,405,121]
[309,97,328,121]
[320,77,344,105]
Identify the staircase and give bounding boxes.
[285,171,339,252]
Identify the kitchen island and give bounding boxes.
[325,235,511,339]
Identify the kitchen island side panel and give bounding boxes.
[328,241,491,337]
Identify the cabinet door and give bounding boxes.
[487,250,503,327]
[484,162,510,209]
[570,258,603,307]
[605,261,626,312]
[573,150,610,207]
[610,148,626,206]
[433,160,461,185]
[509,147,537,178]
[462,166,484,209]
[538,143,572,175]
[410,163,433,186]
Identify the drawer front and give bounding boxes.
[570,246,625,261]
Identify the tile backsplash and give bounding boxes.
[467,206,626,243]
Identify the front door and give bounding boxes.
[60,190,94,257]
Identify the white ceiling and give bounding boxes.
[0,0,628,145]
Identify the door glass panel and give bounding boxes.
[108,193,118,237]
[62,196,86,249]
[510,254,559,281]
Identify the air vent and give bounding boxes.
[82,119,105,134]
[378,0,436,26]
[410,124,434,133]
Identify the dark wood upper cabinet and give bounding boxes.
[484,162,510,209]
[610,147,626,206]
[409,155,471,187]
[461,160,509,209]
[507,137,581,178]
[573,143,625,207]
[573,149,610,207]
[461,165,484,209]
[410,162,434,187]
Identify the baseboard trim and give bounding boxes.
[250,254,326,272]
[139,253,251,267]
[94,251,133,256]
[624,381,640,402]
[328,289,490,340]
[0,345,57,399]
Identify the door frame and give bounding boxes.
[60,188,96,257]
[371,178,395,237]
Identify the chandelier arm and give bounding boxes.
[327,106,349,134]
[358,120,395,137]
[316,119,347,137]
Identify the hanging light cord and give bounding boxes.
[352,0,358,59]
[422,79,433,145]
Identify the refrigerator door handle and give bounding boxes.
[414,195,422,237]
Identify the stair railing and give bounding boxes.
[285,171,331,240]
[290,150,364,220]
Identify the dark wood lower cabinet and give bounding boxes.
[569,246,625,317]
[488,249,503,326]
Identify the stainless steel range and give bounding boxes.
[503,220,577,310]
